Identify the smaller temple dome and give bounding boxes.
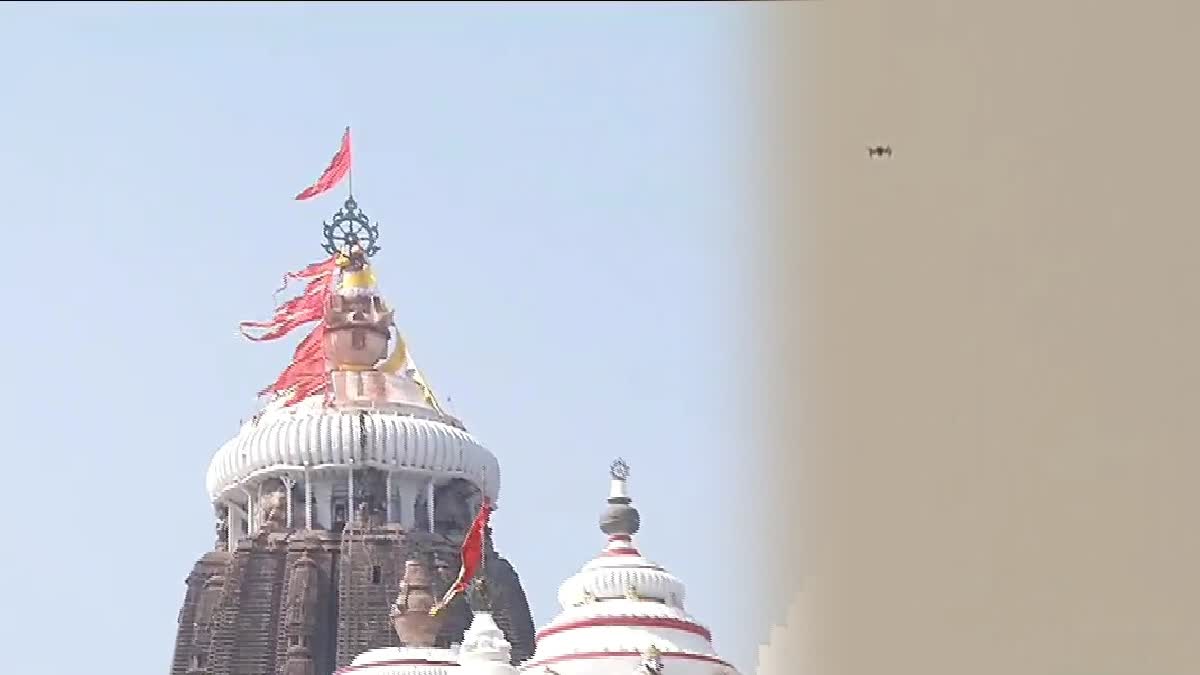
[521,461,741,675]
[334,611,518,675]
[459,612,519,675]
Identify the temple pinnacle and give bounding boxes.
[599,458,640,537]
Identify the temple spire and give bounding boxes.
[599,458,640,540]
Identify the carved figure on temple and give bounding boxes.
[214,505,229,549]
[354,501,372,527]
[433,479,480,534]
[355,468,388,525]
[258,482,289,532]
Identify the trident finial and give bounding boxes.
[610,458,631,481]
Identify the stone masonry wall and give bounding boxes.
[170,526,537,675]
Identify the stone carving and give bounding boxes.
[434,479,480,534]
[195,575,226,626]
[355,502,370,526]
[283,553,320,675]
[214,505,229,550]
[413,491,430,532]
[353,468,388,527]
[390,553,446,648]
[258,482,289,532]
[284,555,319,628]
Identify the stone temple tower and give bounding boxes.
[169,195,536,675]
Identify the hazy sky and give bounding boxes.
[0,3,760,672]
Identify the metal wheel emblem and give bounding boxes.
[322,197,381,258]
[610,458,631,481]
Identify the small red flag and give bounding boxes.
[239,257,338,341]
[295,127,352,201]
[240,256,339,407]
[430,497,492,615]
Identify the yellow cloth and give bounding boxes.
[378,332,409,374]
[377,329,443,413]
[340,266,377,291]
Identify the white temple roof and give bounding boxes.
[335,613,519,675]
[205,401,500,504]
[519,461,740,675]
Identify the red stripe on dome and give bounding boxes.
[592,563,664,571]
[520,650,733,671]
[600,547,641,557]
[536,616,712,642]
[608,534,632,542]
[335,659,456,673]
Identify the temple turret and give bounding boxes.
[169,131,739,675]
[391,554,446,648]
[170,177,535,675]
[518,461,742,675]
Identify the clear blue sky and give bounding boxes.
[0,4,762,672]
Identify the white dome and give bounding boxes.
[335,613,522,675]
[339,646,460,675]
[557,550,688,610]
[529,541,725,673]
[205,401,500,503]
[459,612,520,675]
[520,467,740,675]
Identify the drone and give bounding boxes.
[867,145,893,158]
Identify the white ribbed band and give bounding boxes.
[206,408,500,503]
[557,555,687,609]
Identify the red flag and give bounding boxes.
[239,258,338,340]
[430,497,492,615]
[258,324,327,396]
[241,256,340,407]
[257,322,332,407]
[295,127,352,201]
[273,257,341,298]
[285,376,329,407]
[239,291,327,340]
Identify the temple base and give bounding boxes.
[169,528,536,675]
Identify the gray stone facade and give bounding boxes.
[170,525,535,675]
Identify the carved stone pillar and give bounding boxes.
[283,552,320,675]
[347,466,355,529]
[281,475,297,530]
[242,488,254,535]
[426,479,435,533]
[385,472,394,523]
[303,466,314,531]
